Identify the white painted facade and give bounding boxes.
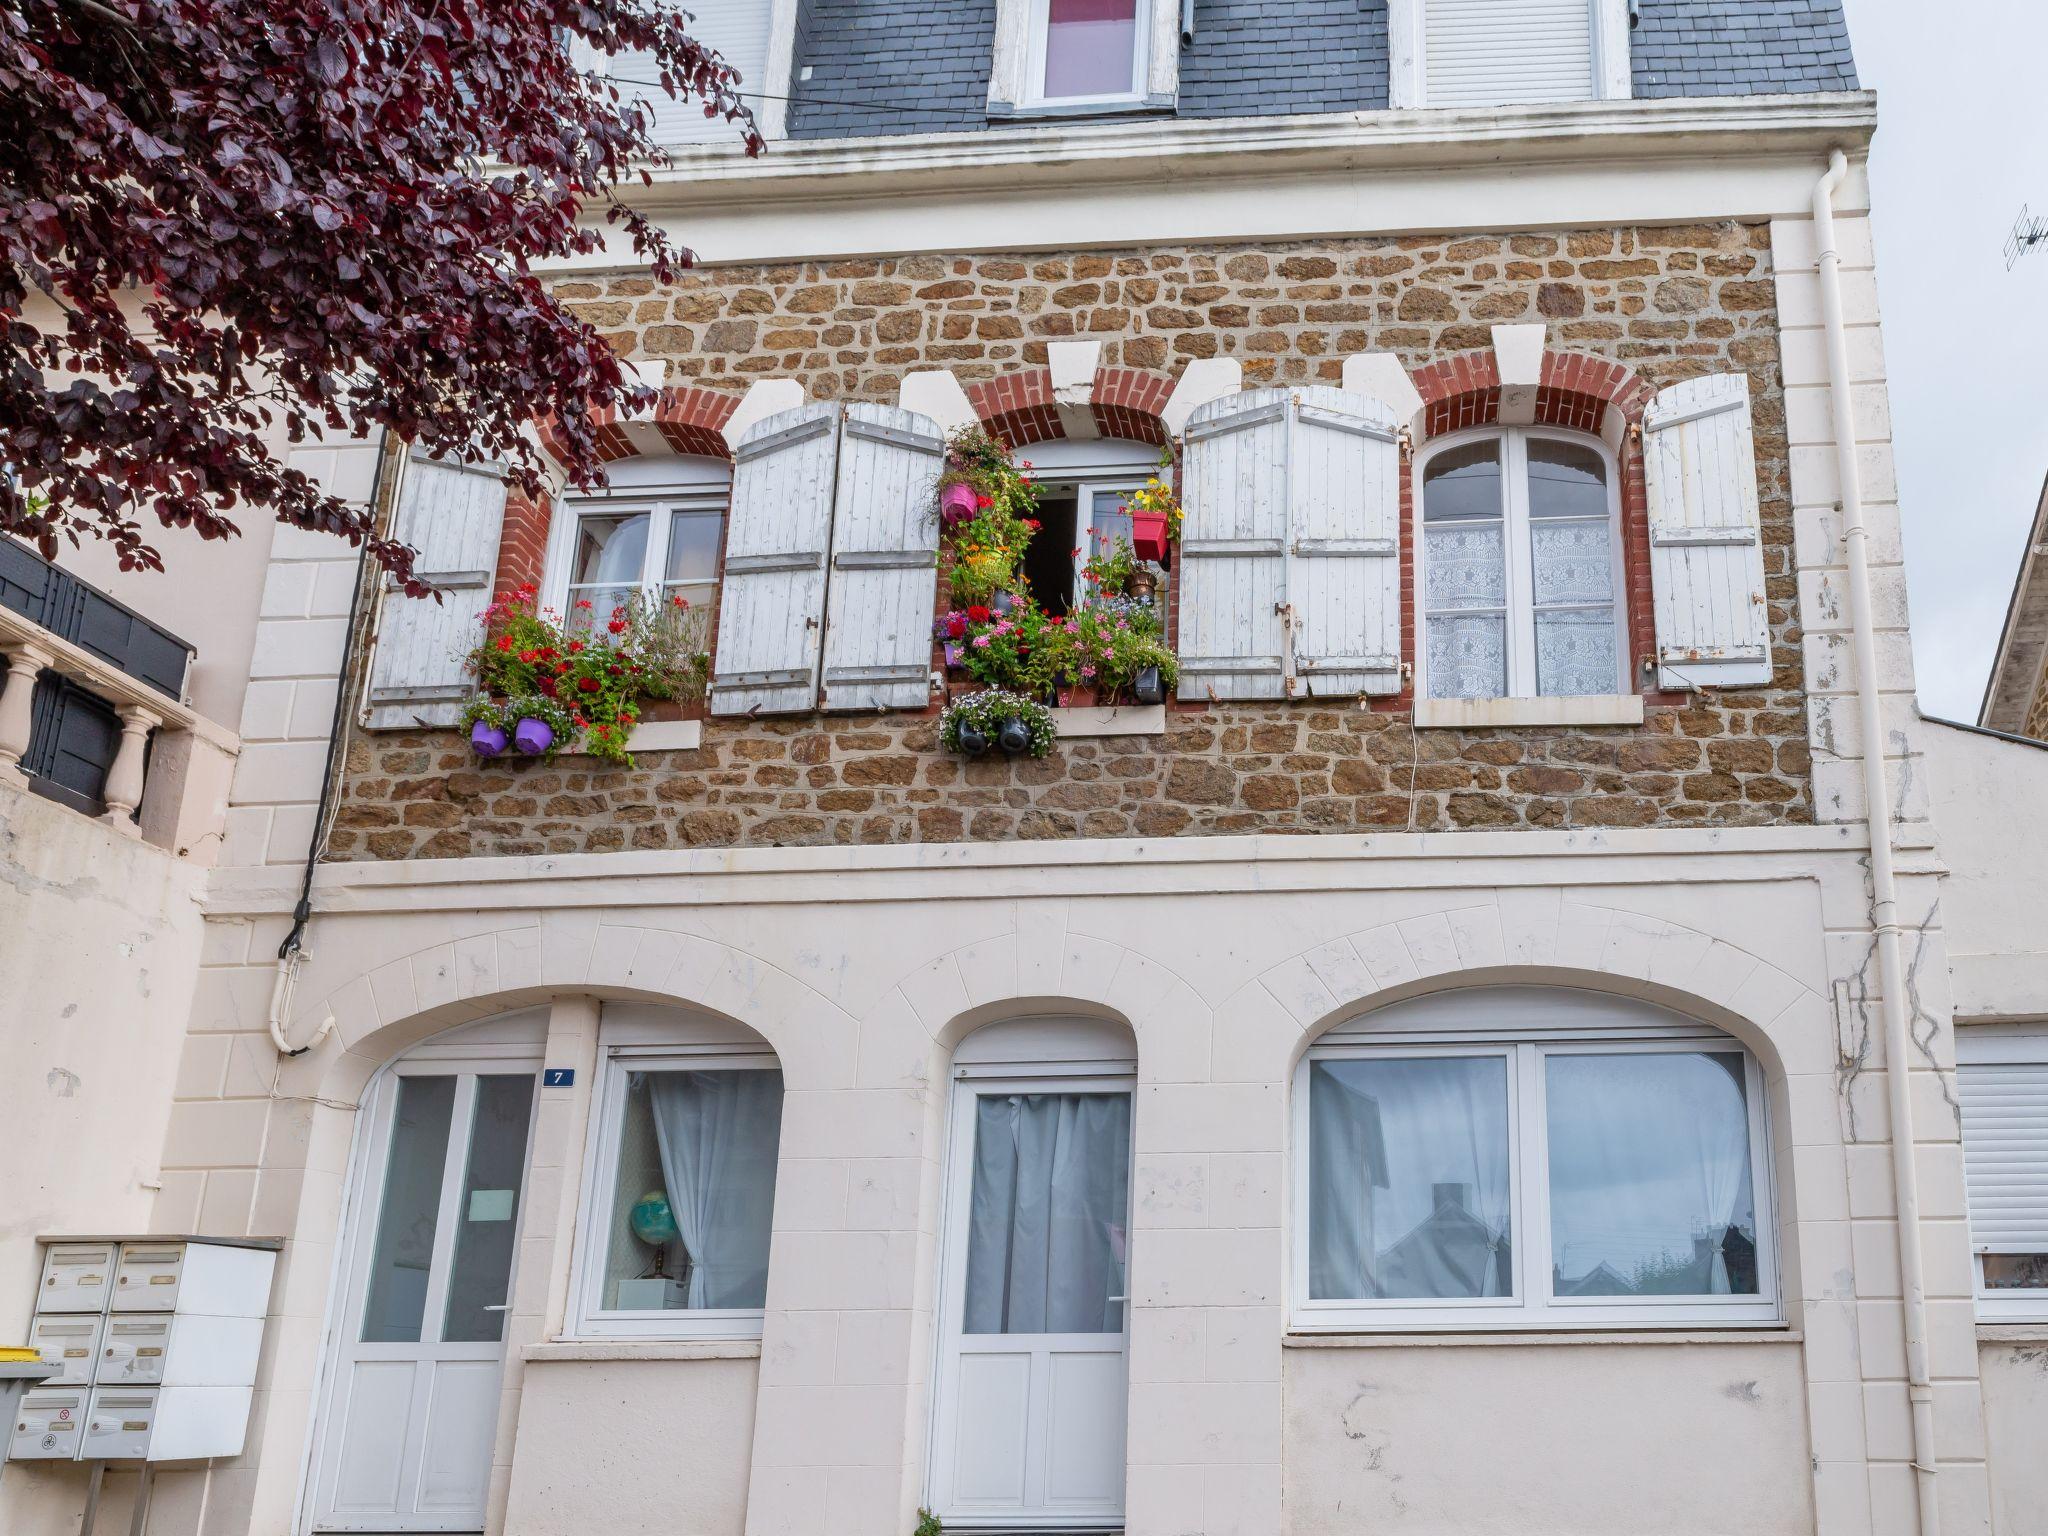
[3,54,2045,1536]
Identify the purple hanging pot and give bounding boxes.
[470,720,509,757]
[940,482,978,526]
[944,640,966,669]
[512,717,555,756]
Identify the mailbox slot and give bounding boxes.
[37,1243,116,1313]
[27,1313,105,1388]
[10,1389,86,1461]
[81,1387,158,1460]
[113,1244,184,1312]
[100,1315,173,1386]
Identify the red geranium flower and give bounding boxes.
[607,618,626,635]
[946,613,968,639]
[577,676,600,693]
[495,634,513,651]
[967,604,990,622]
[567,640,585,654]
[537,678,558,697]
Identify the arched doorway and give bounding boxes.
[306,1011,546,1533]
[927,1015,1137,1531]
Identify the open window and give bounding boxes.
[570,1007,783,1339]
[1015,437,1162,616]
[1293,987,1779,1330]
[1959,1026,2048,1321]
[1418,427,1628,702]
[542,453,730,638]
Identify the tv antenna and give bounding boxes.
[2006,204,2048,270]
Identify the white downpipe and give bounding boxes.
[1814,148,1939,1536]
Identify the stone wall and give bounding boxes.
[329,702,1810,859]
[330,222,1813,859]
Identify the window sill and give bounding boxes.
[1413,694,1646,730]
[1976,1323,2048,1342]
[1284,1327,1797,1348]
[988,96,1175,122]
[1051,702,1165,738]
[552,718,703,757]
[525,1338,762,1362]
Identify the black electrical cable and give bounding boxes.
[276,431,389,970]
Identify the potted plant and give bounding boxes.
[462,584,709,762]
[940,689,1055,759]
[1121,458,1181,566]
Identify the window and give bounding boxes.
[544,456,729,637]
[1393,0,1630,111]
[1028,0,1147,106]
[1959,1028,2048,1320]
[1011,438,1159,614]
[1418,428,1626,702]
[571,1019,783,1338]
[1294,988,1778,1329]
[572,0,777,145]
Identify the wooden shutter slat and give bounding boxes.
[711,401,840,716]
[1178,390,1293,701]
[1288,386,1403,697]
[365,452,508,729]
[1641,372,1772,689]
[819,402,945,712]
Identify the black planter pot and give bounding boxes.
[996,716,1034,755]
[956,723,990,758]
[1133,665,1165,705]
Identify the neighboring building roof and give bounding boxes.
[1979,474,2048,738]
[788,0,1859,140]
[1631,0,1859,98]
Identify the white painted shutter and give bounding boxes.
[711,402,839,716]
[1642,373,1772,689]
[820,404,944,711]
[1960,1062,2048,1254]
[364,453,506,730]
[1423,0,1594,108]
[1179,390,1292,701]
[1288,387,1402,697]
[581,0,772,146]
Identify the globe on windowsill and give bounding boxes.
[629,1190,678,1248]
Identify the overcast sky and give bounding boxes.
[1838,0,2048,721]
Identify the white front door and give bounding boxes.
[929,1076,1134,1530]
[311,1052,539,1532]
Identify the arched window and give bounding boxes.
[569,1003,782,1339]
[1293,987,1777,1329]
[1418,427,1627,701]
[543,453,731,635]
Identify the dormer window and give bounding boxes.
[1391,0,1632,110]
[1033,0,1147,105]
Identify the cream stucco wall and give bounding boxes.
[1923,722,2048,1023]
[1282,1336,1815,1535]
[108,824,1979,1536]
[1979,1336,2048,1536]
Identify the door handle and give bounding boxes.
[483,1304,510,1312]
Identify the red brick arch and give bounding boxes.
[963,365,1176,448]
[504,386,743,599]
[1400,348,1663,703]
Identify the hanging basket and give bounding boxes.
[1130,511,1170,564]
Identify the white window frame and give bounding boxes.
[541,454,731,626]
[987,0,1176,116]
[1958,1025,2048,1322]
[1291,1031,1780,1331]
[1415,424,1630,703]
[1388,0,1632,111]
[566,1020,782,1341]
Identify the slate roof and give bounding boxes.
[786,0,1857,140]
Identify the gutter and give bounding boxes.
[1813,149,1940,1536]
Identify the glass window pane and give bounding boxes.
[1042,0,1138,98]
[1423,521,1506,613]
[1426,613,1507,700]
[963,1092,1132,1335]
[361,1075,456,1344]
[601,1069,784,1312]
[573,513,650,586]
[1534,611,1618,698]
[1088,488,1137,556]
[1545,1052,1760,1298]
[1308,1057,1512,1301]
[441,1074,536,1344]
[1422,440,1503,522]
[664,511,724,588]
[1530,518,1614,607]
[1527,440,1608,519]
[1982,1254,2048,1290]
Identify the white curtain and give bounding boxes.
[963,1093,1131,1335]
[1543,1052,1755,1296]
[648,1069,784,1309]
[1308,1056,1512,1301]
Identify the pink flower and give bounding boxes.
[972,635,992,649]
